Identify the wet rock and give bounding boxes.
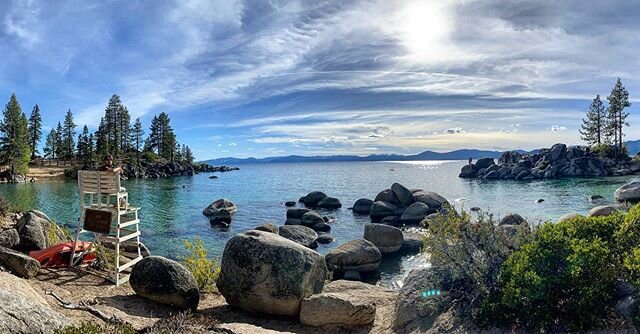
[203,199,237,217]
[286,208,311,220]
[312,222,331,233]
[363,223,403,253]
[316,234,334,244]
[285,201,296,207]
[352,198,374,215]
[316,197,342,209]
[301,211,324,227]
[300,191,328,207]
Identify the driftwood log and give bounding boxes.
[45,290,127,325]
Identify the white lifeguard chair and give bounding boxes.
[71,170,143,286]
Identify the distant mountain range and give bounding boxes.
[203,149,508,165]
[203,141,640,165]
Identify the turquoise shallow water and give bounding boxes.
[0,160,636,286]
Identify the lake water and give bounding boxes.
[0,160,636,287]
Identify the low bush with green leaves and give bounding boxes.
[422,209,530,319]
[180,237,221,293]
[54,321,135,334]
[479,211,633,331]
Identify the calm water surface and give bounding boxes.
[0,160,635,287]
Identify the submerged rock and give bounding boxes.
[317,196,342,209]
[217,230,327,316]
[300,191,328,207]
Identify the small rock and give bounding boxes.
[286,208,311,219]
[363,223,404,253]
[284,201,296,207]
[317,196,342,209]
[301,211,324,227]
[312,222,331,233]
[301,191,328,207]
[470,207,481,212]
[325,239,382,273]
[588,205,618,217]
[278,225,318,249]
[588,195,604,202]
[130,256,200,311]
[209,175,218,179]
[254,223,278,234]
[202,198,237,217]
[0,246,39,278]
[536,198,545,203]
[352,198,373,214]
[316,234,334,244]
[0,229,19,248]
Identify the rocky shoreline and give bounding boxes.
[459,143,640,180]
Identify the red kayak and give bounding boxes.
[29,242,97,268]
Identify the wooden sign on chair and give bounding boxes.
[83,208,112,234]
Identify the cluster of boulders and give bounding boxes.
[298,191,342,209]
[202,198,237,227]
[216,230,400,328]
[351,183,450,227]
[460,143,640,180]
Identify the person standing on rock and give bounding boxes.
[468,157,472,165]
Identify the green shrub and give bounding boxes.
[483,214,624,331]
[422,209,529,319]
[180,237,220,293]
[592,143,629,160]
[54,321,135,334]
[141,150,158,163]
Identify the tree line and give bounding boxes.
[1,93,195,176]
[580,77,632,158]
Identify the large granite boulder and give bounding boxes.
[458,164,476,177]
[374,189,399,204]
[412,191,449,211]
[499,213,527,226]
[369,201,398,221]
[217,230,327,316]
[615,182,640,203]
[394,267,453,332]
[202,198,237,217]
[16,212,48,252]
[300,280,396,327]
[0,229,19,248]
[352,198,373,214]
[0,288,69,334]
[279,225,318,249]
[588,205,619,217]
[317,197,342,209]
[363,223,404,253]
[0,246,39,278]
[300,191,327,207]
[401,202,431,225]
[547,143,567,161]
[391,183,414,206]
[475,157,495,169]
[130,256,200,311]
[325,239,382,273]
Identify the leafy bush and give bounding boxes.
[592,143,629,160]
[422,209,530,319]
[54,321,135,334]
[141,150,159,163]
[482,213,625,331]
[180,237,221,293]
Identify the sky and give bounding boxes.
[1,0,640,160]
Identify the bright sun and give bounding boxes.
[397,1,454,62]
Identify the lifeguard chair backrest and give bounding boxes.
[78,170,121,208]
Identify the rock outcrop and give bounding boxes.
[130,256,200,311]
[0,285,69,334]
[217,230,327,316]
[460,143,638,180]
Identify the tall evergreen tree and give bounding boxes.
[145,115,160,154]
[184,145,194,164]
[55,122,64,159]
[27,104,42,159]
[44,128,58,159]
[607,78,631,157]
[95,117,108,158]
[119,106,131,153]
[132,118,144,166]
[87,133,95,164]
[77,125,91,164]
[62,110,76,159]
[580,95,607,146]
[0,94,31,175]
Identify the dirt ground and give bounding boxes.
[28,268,397,334]
[26,166,66,181]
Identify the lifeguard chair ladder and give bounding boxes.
[71,170,143,286]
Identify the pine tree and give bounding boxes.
[145,115,160,154]
[132,118,144,166]
[580,95,606,146]
[44,129,58,159]
[607,78,631,157]
[27,104,42,159]
[55,122,64,159]
[119,106,131,153]
[0,94,31,175]
[77,125,91,164]
[184,145,194,164]
[62,109,76,159]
